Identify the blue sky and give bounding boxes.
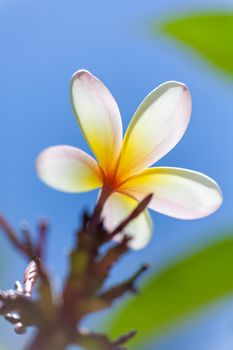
[1,0,233,349]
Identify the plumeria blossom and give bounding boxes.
[36,70,223,249]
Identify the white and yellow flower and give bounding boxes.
[36,70,223,249]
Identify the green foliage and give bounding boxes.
[107,234,233,348]
[158,12,233,76]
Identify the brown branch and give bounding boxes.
[0,193,151,349]
[74,329,137,350]
[109,193,153,239]
[0,216,44,260]
[88,186,112,234]
[36,220,49,260]
[92,236,131,284]
[113,330,137,346]
[20,221,34,257]
[0,215,26,253]
[98,264,149,305]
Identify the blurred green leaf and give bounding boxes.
[158,12,233,76]
[107,234,233,348]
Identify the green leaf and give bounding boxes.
[107,234,233,348]
[158,12,233,76]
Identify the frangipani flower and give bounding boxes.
[36,70,223,249]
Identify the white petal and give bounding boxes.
[102,192,153,249]
[119,167,223,219]
[71,70,122,175]
[117,82,192,181]
[36,145,103,193]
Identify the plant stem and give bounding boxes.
[88,186,112,232]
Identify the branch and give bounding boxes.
[74,329,137,350]
[98,264,149,305]
[0,194,151,349]
[109,193,153,239]
[0,216,26,254]
[0,216,49,261]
